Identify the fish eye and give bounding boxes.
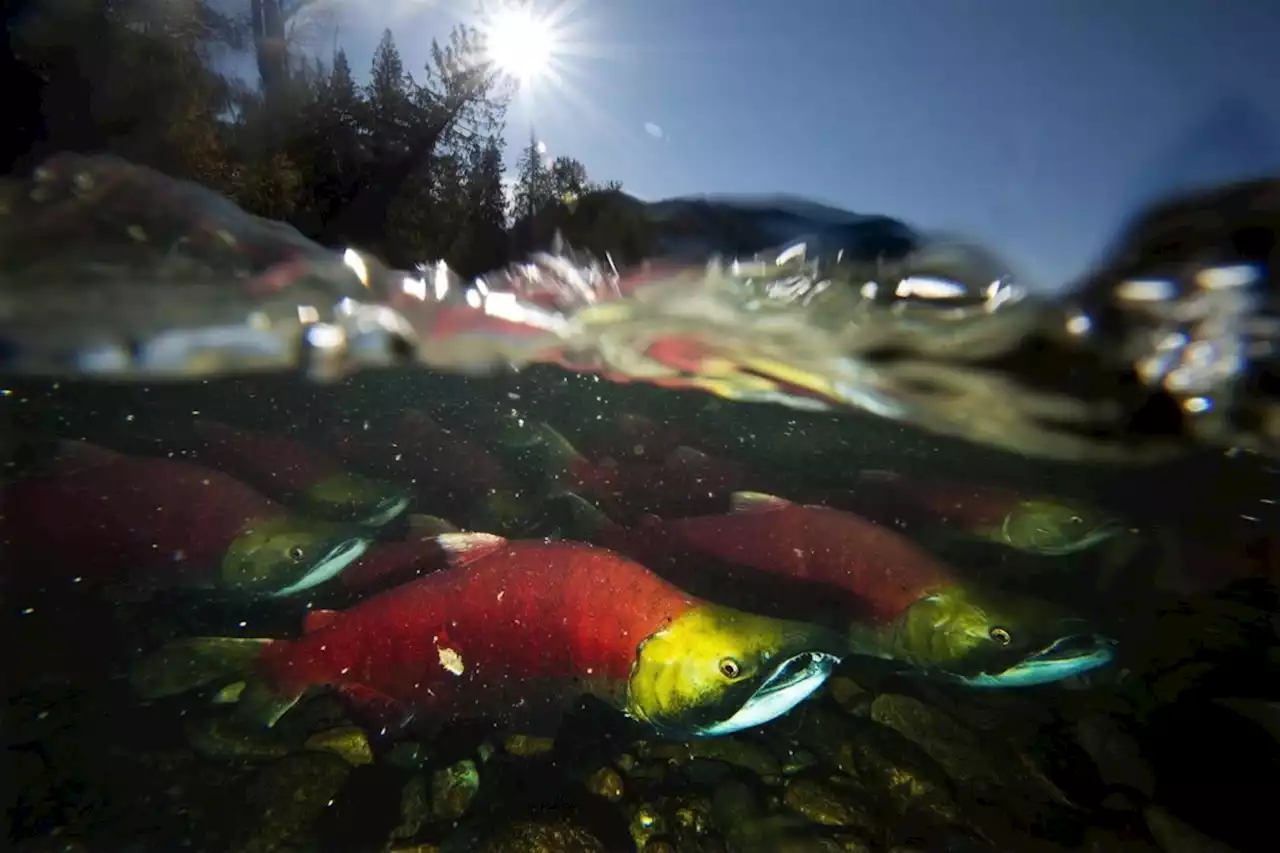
[287,545,306,563]
[989,626,1013,646]
[718,657,743,679]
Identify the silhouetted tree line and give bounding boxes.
[2,0,647,277]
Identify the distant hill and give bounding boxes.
[516,190,921,269]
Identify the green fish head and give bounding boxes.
[998,499,1125,556]
[886,584,1116,687]
[625,603,845,738]
[222,515,371,597]
[303,472,410,527]
[470,489,544,537]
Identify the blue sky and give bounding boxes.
[306,0,1279,288]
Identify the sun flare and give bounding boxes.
[480,2,561,86]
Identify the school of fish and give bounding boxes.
[7,405,1242,744]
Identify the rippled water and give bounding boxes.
[3,155,1278,462]
[3,157,1280,853]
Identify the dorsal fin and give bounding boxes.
[616,412,656,433]
[303,609,343,634]
[54,439,123,465]
[549,492,620,539]
[435,532,508,567]
[407,514,461,536]
[192,418,236,438]
[664,445,709,468]
[401,409,439,430]
[858,469,903,484]
[729,491,792,513]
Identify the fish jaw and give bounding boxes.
[955,633,1117,688]
[863,585,1117,689]
[693,649,841,735]
[270,534,370,597]
[222,516,371,596]
[304,473,409,526]
[359,495,410,528]
[624,603,844,738]
[1029,523,1127,556]
[998,500,1127,556]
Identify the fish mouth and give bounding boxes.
[693,650,841,737]
[271,535,371,597]
[1020,521,1126,556]
[960,633,1117,688]
[360,496,409,527]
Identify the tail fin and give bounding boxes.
[545,491,621,542]
[236,678,306,729]
[521,422,595,490]
[130,636,270,700]
[130,636,305,729]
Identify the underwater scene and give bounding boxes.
[4,2,1280,853]
[6,365,1280,853]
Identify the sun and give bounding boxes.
[480,2,562,87]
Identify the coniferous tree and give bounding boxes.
[5,0,630,274]
[550,156,589,202]
[512,130,554,223]
[453,135,511,276]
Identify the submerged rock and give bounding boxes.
[502,733,556,758]
[303,725,374,767]
[233,752,352,853]
[1073,713,1154,797]
[391,774,430,842]
[781,772,878,832]
[827,677,873,717]
[431,758,480,821]
[711,778,834,853]
[183,714,290,762]
[1144,805,1241,853]
[871,691,1079,830]
[638,737,782,778]
[870,694,1001,788]
[629,802,668,850]
[673,796,714,839]
[791,704,959,827]
[584,765,625,802]
[477,819,606,853]
[1213,698,1280,745]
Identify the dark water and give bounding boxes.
[4,362,1280,853]
[2,14,1279,850]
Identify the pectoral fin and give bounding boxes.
[336,683,417,737]
[130,636,271,700]
[236,678,305,729]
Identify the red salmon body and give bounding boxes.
[336,535,452,592]
[841,470,1026,533]
[329,409,515,510]
[254,539,699,731]
[567,446,749,522]
[1,443,281,591]
[0,441,372,598]
[188,420,344,497]
[138,534,848,738]
[599,492,958,626]
[182,420,408,526]
[578,413,694,463]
